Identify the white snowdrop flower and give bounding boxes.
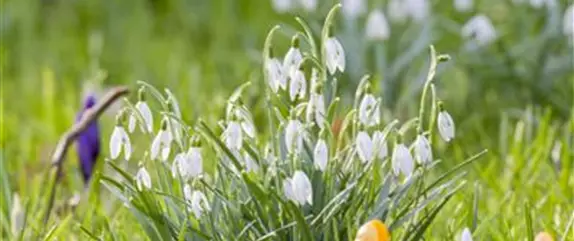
[272,0,293,13]
[462,15,498,46]
[150,119,172,161]
[306,91,326,127]
[372,130,388,160]
[189,189,210,218]
[10,193,24,236]
[342,0,366,19]
[564,5,574,36]
[454,0,473,13]
[437,105,455,142]
[406,0,430,22]
[388,0,408,23]
[283,37,303,75]
[299,0,317,12]
[289,67,307,101]
[187,147,203,178]
[365,9,391,41]
[266,50,287,92]
[110,124,132,160]
[392,142,414,177]
[358,94,380,127]
[314,138,328,171]
[413,134,432,165]
[244,153,259,173]
[135,101,153,132]
[284,171,313,205]
[285,119,304,154]
[461,227,473,241]
[325,32,346,75]
[135,166,152,190]
[224,121,243,150]
[356,131,375,164]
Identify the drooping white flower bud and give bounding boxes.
[413,134,432,165]
[150,118,172,161]
[314,139,328,171]
[392,142,414,177]
[307,91,326,127]
[184,185,210,219]
[284,171,313,206]
[437,105,455,142]
[365,9,391,41]
[462,15,498,46]
[285,119,304,154]
[283,37,303,75]
[461,227,473,241]
[135,166,152,190]
[110,125,132,161]
[358,94,380,127]
[187,147,203,178]
[372,130,388,160]
[289,67,307,101]
[224,121,243,150]
[266,50,287,92]
[356,131,375,164]
[325,31,346,75]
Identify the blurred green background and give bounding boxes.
[1,0,573,239]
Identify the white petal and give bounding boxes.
[358,94,380,127]
[136,167,152,190]
[110,126,123,160]
[161,146,171,162]
[289,69,307,101]
[292,171,313,205]
[438,111,455,142]
[224,121,243,150]
[373,131,388,159]
[183,184,193,202]
[356,131,374,163]
[171,153,186,178]
[150,131,162,160]
[272,0,293,13]
[187,147,203,178]
[461,228,473,241]
[325,39,337,74]
[283,47,302,74]
[136,101,154,133]
[314,139,328,171]
[392,144,413,176]
[414,134,432,164]
[266,58,283,92]
[283,179,296,202]
[236,109,256,138]
[285,120,302,154]
[333,38,346,72]
[128,113,136,133]
[120,128,132,160]
[309,93,326,127]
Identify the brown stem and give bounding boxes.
[43,86,129,225]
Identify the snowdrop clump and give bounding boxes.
[102,5,482,240]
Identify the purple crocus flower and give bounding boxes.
[76,95,100,184]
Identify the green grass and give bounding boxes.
[1,0,574,240]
